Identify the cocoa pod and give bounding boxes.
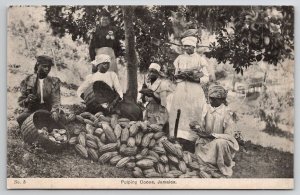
[98,115,111,123]
[178,161,187,173]
[84,119,94,126]
[148,150,160,160]
[116,157,131,168]
[152,146,166,155]
[86,124,96,134]
[126,162,136,169]
[86,134,97,142]
[159,155,168,164]
[98,143,118,154]
[149,124,163,132]
[127,137,136,147]
[102,123,117,143]
[145,155,159,163]
[162,173,175,178]
[136,159,154,169]
[133,170,144,178]
[135,154,143,161]
[95,112,103,118]
[110,155,123,165]
[120,128,129,144]
[168,170,183,178]
[141,133,154,147]
[145,172,161,178]
[118,118,130,123]
[140,148,149,156]
[94,128,104,137]
[73,128,82,135]
[100,133,107,143]
[98,151,118,164]
[86,140,98,149]
[156,163,166,174]
[199,171,212,178]
[114,124,122,139]
[148,139,156,148]
[75,115,85,123]
[110,114,118,129]
[121,146,138,156]
[119,121,130,129]
[135,132,143,146]
[168,155,179,164]
[69,137,77,145]
[129,123,139,137]
[153,132,165,140]
[87,148,99,161]
[75,144,88,158]
[78,132,86,147]
[143,168,156,175]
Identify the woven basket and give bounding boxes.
[21,110,70,153]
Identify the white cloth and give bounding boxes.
[149,63,161,72]
[181,36,198,47]
[91,54,111,65]
[77,71,123,99]
[39,79,44,103]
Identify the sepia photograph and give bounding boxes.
[6,5,294,189]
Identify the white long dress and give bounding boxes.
[169,52,209,142]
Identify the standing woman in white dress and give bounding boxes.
[169,36,209,153]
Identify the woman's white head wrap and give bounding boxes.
[91,54,111,65]
[181,36,198,47]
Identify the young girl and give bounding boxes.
[191,84,239,177]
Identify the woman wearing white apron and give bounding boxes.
[169,36,209,152]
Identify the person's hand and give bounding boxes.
[27,94,38,103]
[51,111,59,122]
[140,88,154,97]
[108,97,121,112]
[175,73,186,80]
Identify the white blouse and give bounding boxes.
[77,71,123,99]
[173,52,209,84]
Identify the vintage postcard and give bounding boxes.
[7,5,294,189]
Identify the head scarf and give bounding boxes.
[34,55,53,73]
[208,84,228,99]
[91,54,111,65]
[149,63,165,77]
[149,63,161,72]
[181,36,198,47]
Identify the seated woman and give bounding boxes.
[17,55,61,127]
[192,84,239,177]
[77,54,142,121]
[140,63,174,126]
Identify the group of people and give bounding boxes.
[140,35,239,177]
[16,11,239,177]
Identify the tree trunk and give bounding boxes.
[122,6,138,102]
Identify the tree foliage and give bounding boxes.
[45,5,294,77]
[199,6,294,74]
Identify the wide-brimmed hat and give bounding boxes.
[91,54,111,65]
